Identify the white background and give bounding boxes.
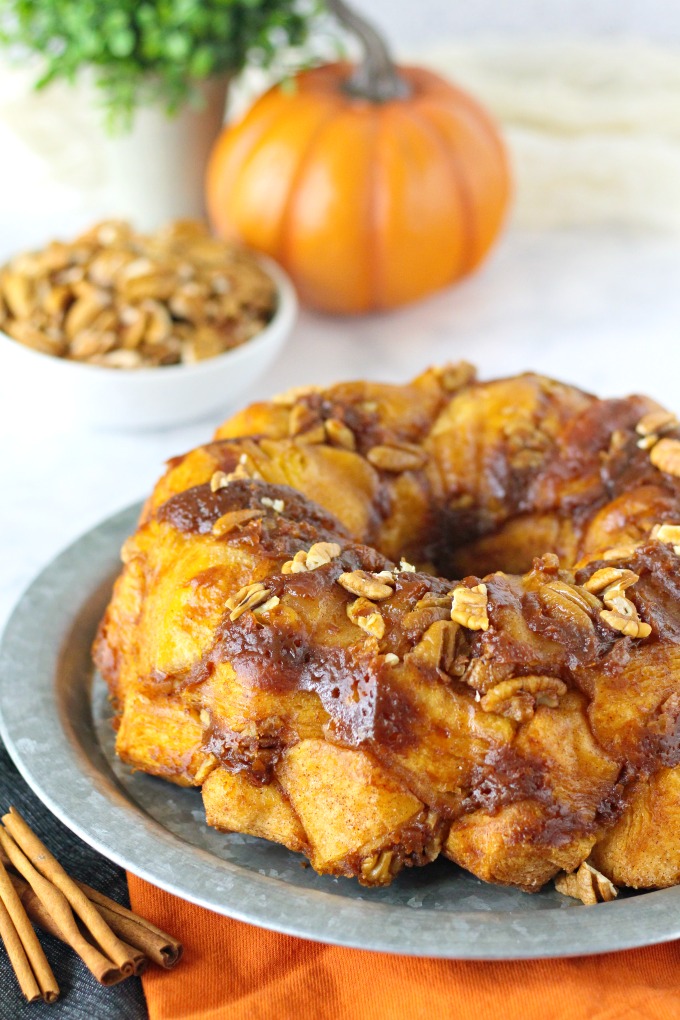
[361,0,680,46]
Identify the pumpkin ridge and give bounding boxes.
[367,110,385,312]
[402,66,508,160]
[417,90,509,168]
[401,104,476,278]
[206,91,299,238]
[414,95,511,265]
[276,103,346,269]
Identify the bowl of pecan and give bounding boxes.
[0,220,297,429]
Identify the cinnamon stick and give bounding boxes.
[77,881,183,968]
[0,854,58,1002]
[0,828,124,986]
[2,809,135,975]
[8,872,147,978]
[0,845,181,972]
[0,895,41,1003]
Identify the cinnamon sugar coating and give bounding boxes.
[95,366,680,891]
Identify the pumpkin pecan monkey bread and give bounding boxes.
[95,364,680,896]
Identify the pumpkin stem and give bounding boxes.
[326,0,410,102]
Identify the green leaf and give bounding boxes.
[189,45,215,78]
[164,30,191,61]
[0,0,335,126]
[109,28,136,57]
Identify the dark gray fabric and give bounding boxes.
[0,743,147,1018]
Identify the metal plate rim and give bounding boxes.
[1,504,680,960]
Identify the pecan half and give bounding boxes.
[636,409,677,437]
[435,361,476,393]
[450,584,489,631]
[324,418,356,451]
[347,597,385,639]
[212,508,264,537]
[651,522,680,553]
[226,582,272,621]
[410,620,459,673]
[210,470,231,492]
[282,542,342,574]
[554,861,618,905]
[360,850,399,886]
[583,567,639,596]
[480,675,567,723]
[538,580,599,629]
[337,570,395,600]
[366,443,428,472]
[650,437,680,478]
[600,602,651,639]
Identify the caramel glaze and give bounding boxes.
[149,465,680,856]
[99,371,680,887]
[432,393,675,575]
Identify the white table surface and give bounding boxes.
[2,224,680,635]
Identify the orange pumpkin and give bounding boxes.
[206,1,511,314]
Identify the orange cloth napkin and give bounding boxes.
[128,874,680,1020]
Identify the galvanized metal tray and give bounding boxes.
[1,504,679,959]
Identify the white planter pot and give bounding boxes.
[0,67,229,246]
[100,76,230,231]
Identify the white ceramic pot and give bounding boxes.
[100,76,230,231]
[0,256,297,431]
[0,67,229,241]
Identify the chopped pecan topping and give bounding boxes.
[410,620,459,673]
[366,443,428,472]
[600,542,643,563]
[360,850,399,885]
[295,423,327,445]
[650,437,680,478]
[636,409,678,437]
[210,470,230,492]
[399,559,417,573]
[305,542,342,569]
[252,595,281,618]
[226,582,272,621]
[383,653,399,665]
[282,542,341,574]
[583,567,639,595]
[241,454,263,478]
[436,361,476,393]
[554,861,618,905]
[212,508,264,537]
[450,584,489,631]
[347,597,385,639]
[600,603,651,639]
[461,659,514,694]
[281,550,309,574]
[324,418,356,451]
[337,570,395,600]
[538,580,599,629]
[651,522,680,553]
[480,675,567,723]
[260,496,285,513]
[289,402,321,437]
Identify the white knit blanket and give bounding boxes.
[2,39,680,237]
[417,39,680,231]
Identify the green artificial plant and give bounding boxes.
[0,0,326,128]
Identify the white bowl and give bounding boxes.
[0,255,297,430]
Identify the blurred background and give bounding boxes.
[1,0,680,623]
[3,0,680,240]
